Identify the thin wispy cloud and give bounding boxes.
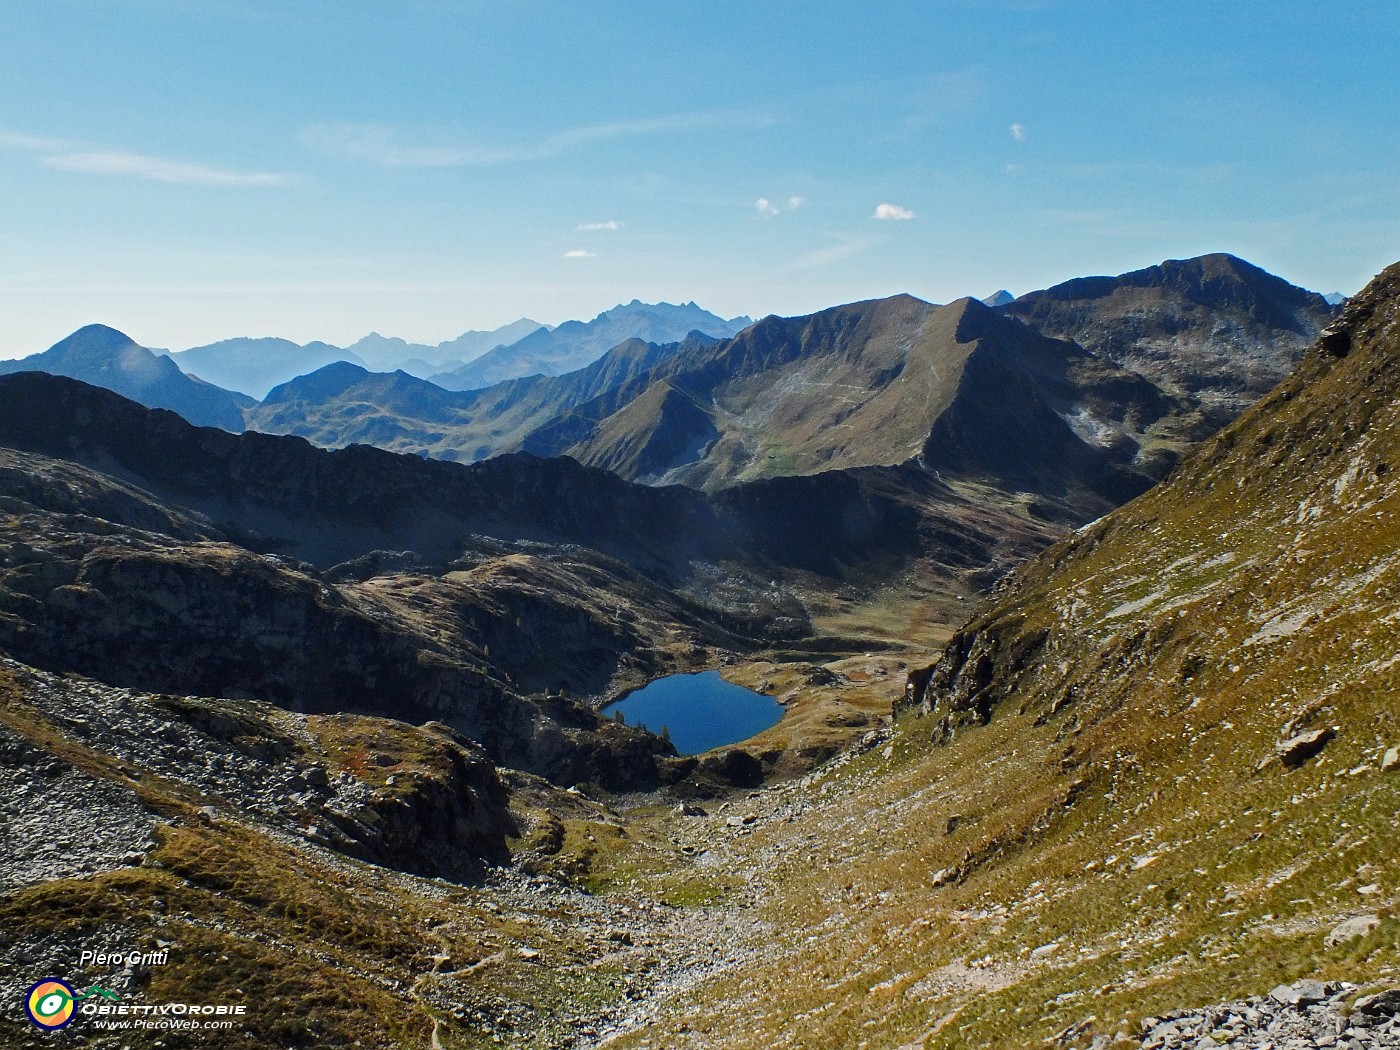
[577,220,623,231]
[0,131,69,152]
[1010,122,1026,142]
[305,108,776,169]
[44,151,291,187]
[0,128,293,187]
[789,237,881,270]
[872,202,916,221]
[563,249,596,258]
[755,195,804,218]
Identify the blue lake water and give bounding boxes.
[601,670,784,755]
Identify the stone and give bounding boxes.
[1271,979,1331,1006]
[1326,915,1381,946]
[1353,989,1400,1016]
[1381,747,1399,772]
[1277,727,1336,767]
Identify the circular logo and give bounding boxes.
[25,979,77,1030]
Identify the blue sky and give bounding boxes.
[2,0,1397,357]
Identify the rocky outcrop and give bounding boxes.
[0,658,515,881]
[1133,980,1399,1049]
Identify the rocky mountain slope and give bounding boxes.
[308,267,1396,1050]
[430,301,750,391]
[0,324,251,431]
[999,252,1337,416]
[0,653,718,1049]
[599,259,1397,1049]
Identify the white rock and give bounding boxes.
[1325,914,1380,946]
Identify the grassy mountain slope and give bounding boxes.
[527,295,1201,495]
[0,324,251,431]
[582,262,1400,1049]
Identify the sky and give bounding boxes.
[2,0,1398,357]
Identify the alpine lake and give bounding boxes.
[601,670,784,755]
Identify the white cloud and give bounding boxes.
[304,108,776,169]
[577,220,622,231]
[0,127,293,187]
[756,195,804,218]
[43,150,292,187]
[563,249,596,258]
[1010,122,1026,142]
[873,202,916,221]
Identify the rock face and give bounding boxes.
[1325,915,1381,946]
[1276,726,1335,767]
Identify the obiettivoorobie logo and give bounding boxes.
[23,980,120,1030]
[25,979,77,1030]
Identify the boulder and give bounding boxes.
[1353,989,1400,1016]
[1276,727,1335,767]
[1269,978,1331,1006]
[1325,914,1380,946]
[1381,746,1399,772]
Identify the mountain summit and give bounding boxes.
[0,324,249,431]
[999,252,1337,414]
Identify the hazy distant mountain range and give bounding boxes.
[0,256,1336,501]
[427,300,752,391]
[344,316,549,377]
[167,337,367,400]
[155,302,747,399]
